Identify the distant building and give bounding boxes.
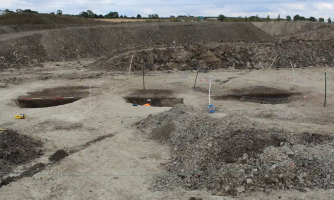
[204,17,218,21]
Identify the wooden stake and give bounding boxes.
[129,54,134,75]
[269,54,278,70]
[143,65,145,90]
[324,72,327,107]
[193,67,200,89]
[89,84,92,119]
[209,76,212,105]
[290,61,295,84]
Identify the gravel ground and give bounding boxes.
[137,105,334,197]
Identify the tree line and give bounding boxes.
[218,14,331,23]
[0,9,332,23]
[0,8,158,19]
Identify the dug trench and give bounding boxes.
[212,86,301,104]
[136,105,334,196]
[0,130,114,188]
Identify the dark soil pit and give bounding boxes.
[15,98,82,108]
[212,86,300,104]
[124,97,184,107]
[14,86,91,108]
[125,89,183,107]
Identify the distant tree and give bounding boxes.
[256,14,259,21]
[277,14,280,21]
[57,10,62,15]
[86,10,95,17]
[50,12,55,15]
[105,12,118,18]
[137,14,142,18]
[218,14,226,21]
[170,15,175,18]
[266,15,270,21]
[120,15,123,18]
[113,12,119,18]
[248,16,256,21]
[309,16,317,22]
[293,14,300,21]
[245,16,248,21]
[23,9,32,13]
[16,9,23,13]
[328,17,332,23]
[124,15,128,18]
[97,14,104,18]
[79,11,89,18]
[4,9,13,13]
[299,16,306,21]
[286,15,292,21]
[319,18,325,22]
[148,14,159,19]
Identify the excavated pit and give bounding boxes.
[124,97,184,107]
[14,86,90,108]
[212,86,301,104]
[124,89,183,107]
[15,98,81,108]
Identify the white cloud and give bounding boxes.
[286,4,307,11]
[314,3,334,10]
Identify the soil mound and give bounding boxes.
[136,105,334,196]
[0,130,43,180]
[0,22,274,70]
[93,40,334,72]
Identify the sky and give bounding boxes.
[1,0,334,19]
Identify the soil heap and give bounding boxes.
[0,130,43,181]
[136,105,334,196]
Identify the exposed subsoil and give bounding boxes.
[0,130,43,181]
[212,86,301,104]
[15,98,82,108]
[92,40,334,72]
[19,86,90,98]
[0,22,274,70]
[136,105,334,196]
[0,133,114,188]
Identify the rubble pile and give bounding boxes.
[136,105,334,196]
[95,40,334,72]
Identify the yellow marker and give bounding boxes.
[0,129,6,131]
[15,114,26,119]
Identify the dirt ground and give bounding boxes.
[0,59,333,199]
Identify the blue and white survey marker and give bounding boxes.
[208,75,215,113]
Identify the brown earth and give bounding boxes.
[0,22,274,70]
[91,40,334,72]
[0,130,43,181]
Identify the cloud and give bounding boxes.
[286,4,307,11]
[314,3,334,10]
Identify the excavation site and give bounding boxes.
[0,18,334,200]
